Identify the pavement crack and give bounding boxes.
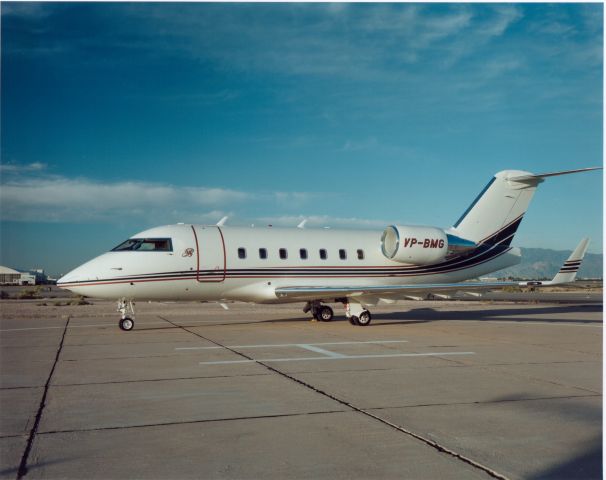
[51,372,271,388]
[37,410,346,435]
[157,315,509,480]
[16,315,70,480]
[0,386,42,391]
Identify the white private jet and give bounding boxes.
[58,167,600,330]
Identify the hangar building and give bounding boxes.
[0,266,39,285]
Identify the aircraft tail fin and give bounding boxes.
[449,167,601,246]
[546,238,590,285]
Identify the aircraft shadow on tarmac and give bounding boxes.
[0,458,69,479]
[492,393,602,480]
[244,304,603,327]
[370,304,603,325]
[529,443,602,480]
[130,304,602,331]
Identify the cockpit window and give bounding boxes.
[111,238,173,252]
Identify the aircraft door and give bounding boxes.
[191,225,226,282]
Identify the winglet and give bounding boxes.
[297,219,307,229]
[216,216,228,226]
[543,238,590,286]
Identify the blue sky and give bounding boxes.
[1,2,603,276]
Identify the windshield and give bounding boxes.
[111,238,173,252]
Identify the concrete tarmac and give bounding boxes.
[0,299,602,479]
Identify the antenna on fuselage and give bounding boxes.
[216,216,228,226]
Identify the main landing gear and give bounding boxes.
[303,301,334,322]
[117,298,135,331]
[304,300,372,326]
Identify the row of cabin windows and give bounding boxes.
[237,247,364,261]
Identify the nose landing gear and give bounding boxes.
[345,300,372,327]
[117,298,135,331]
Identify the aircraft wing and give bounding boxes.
[274,238,590,304]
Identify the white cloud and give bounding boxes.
[20,4,519,80]
[0,170,321,224]
[0,162,47,174]
[476,5,522,38]
[0,169,397,230]
[0,175,243,223]
[1,3,50,19]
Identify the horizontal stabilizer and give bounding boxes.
[508,167,602,184]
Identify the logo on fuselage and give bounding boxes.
[182,248,195,257]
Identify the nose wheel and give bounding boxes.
[119,317,134,331]
[117,298,136,331]
[350,310,371,326]
[345,301,372,327]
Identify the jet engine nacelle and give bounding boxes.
[381,225,476,265]
[381,225,448,265]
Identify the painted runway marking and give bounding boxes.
[176,340,409,351]
[199,351,476,365]
[187,339,473,365]
[486,320,602,328]
[298,344,347,358]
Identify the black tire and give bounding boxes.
[357,310,372,326]
[348,316,357,325]
[319,306,334,322]
[119,317,134,331]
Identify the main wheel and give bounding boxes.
[349,316,357,325]
[357,310,372,326]
[319,306,334,322]
[119,317,134,331]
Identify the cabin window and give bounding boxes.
[279,248,288,259]
[238,248,246,259]
[259,248,267,259]
[300,248,308,260]
[112,238,173,252]
[319,249,327,260]
[339,249,347,260]
[357,249,364,260]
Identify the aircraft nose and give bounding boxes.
[57,270,77,286]
[57,255,107,288]
[57,266,90,287]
